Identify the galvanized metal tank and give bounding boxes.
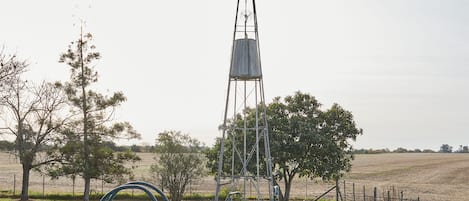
[230,38,261,80]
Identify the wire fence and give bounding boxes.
[0,171,422,201]
[317,180,422,201]
[0,173,117,197]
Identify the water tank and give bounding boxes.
[230,38,262,80]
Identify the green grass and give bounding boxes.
[0,190,217,201]
[0,192,333,201]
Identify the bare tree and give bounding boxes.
[0,73,68,201]
[0,47,27,88]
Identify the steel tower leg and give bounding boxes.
[215,0,273,201]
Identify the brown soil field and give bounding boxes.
[1,152,468,201]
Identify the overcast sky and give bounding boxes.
[1,0,468,150]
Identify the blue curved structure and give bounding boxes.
[100,181,169,201]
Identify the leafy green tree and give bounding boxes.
[413,149,422,153]
[455,145,468,153]
[151,131,207,201]
[1,72,68,201]
[463,146,469,153]
[131,144,141,152]
[393,147,408,153]
[0,140,14,151]
[439,144,452,153]
[422,149,435,153]
[206,92,362,201]
[102,141,118,151]
[46,31,140,201]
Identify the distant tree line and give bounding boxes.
[5,140,469,154]
[353,144,469,154]
[0,139,209,153]
[0,140,15,151]
[353,148,435,154]
[102,141,156,153]
[0,139,201,153]
[439,144,469,153]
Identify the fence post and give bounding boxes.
[352,183,355,201]
[42,175,45,197]
[336,178,339,201]
[392,186,395,200]
[72,176,75,197]
[13,174,16,196]
[373,187,377,201]
[305,177,308,200]
[344,180,346,201]
[363,186,365,201]
[417,196,420,201]
[387,191,390,201]
[250,179,252,197]
[400,191,403,201]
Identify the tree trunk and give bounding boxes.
[84,177,91,201]
[282,173,295,201]
[80,28,91,201]
[284,181,292,201]
[20,165,30,201]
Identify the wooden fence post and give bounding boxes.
[373,187,377,201]
[72,176,75,197]
[42,175,45,197]
[250,179,252,197]
[363,186,365,201]
[13,174,16,196]
[305,177,308,200]
[387,191,390,201]
[400,191,403,201]
[392,186,395,199]
[336,179,339,201]
[344,180,346,201]
[353,183,355,201]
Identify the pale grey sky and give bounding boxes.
[1,0,468,150]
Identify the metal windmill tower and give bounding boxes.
[215,0,274,201]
